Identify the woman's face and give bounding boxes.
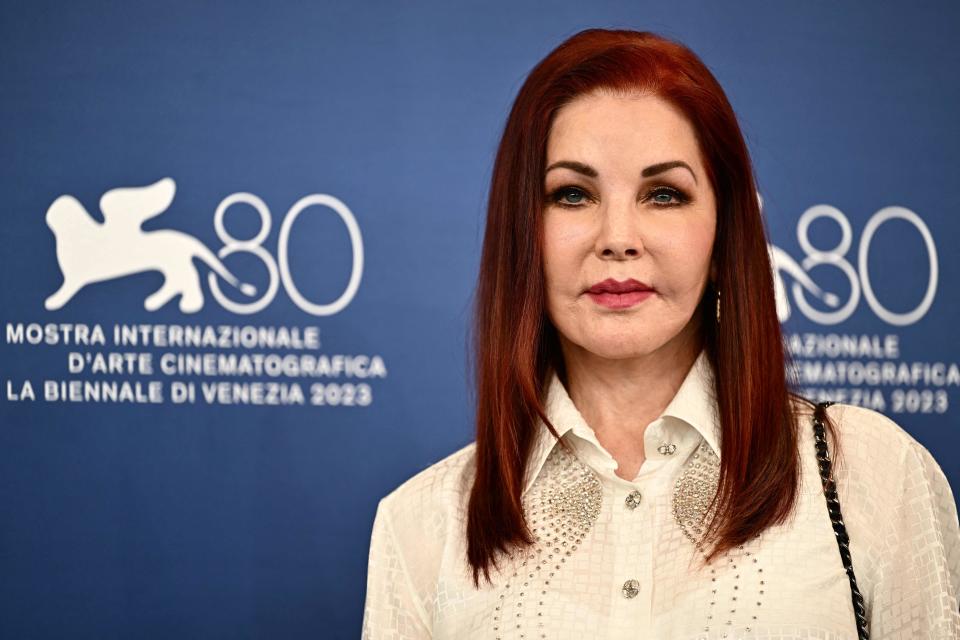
[542,91,717,362]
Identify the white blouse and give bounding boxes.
[362,350,960,639]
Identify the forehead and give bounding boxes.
[546,91,703,170]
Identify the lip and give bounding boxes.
[585,278,655,310]
[587,278,654,294]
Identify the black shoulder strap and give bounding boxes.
[813,401,869,639]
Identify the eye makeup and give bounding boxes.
[545,183,692,209]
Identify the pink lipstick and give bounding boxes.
[586,278,655,310]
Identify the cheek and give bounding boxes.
[542,217,590,286]
[659,222,715,291]
[677,227,714,261]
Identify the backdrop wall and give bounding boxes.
[2,1,958,638]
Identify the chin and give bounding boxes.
[575,338,661,360]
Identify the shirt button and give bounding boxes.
[657,443,677,455]
[622,579,640,599]
[624,490,642,510]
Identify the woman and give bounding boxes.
[362,29,960,639]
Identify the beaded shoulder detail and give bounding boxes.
[672,440,721,552]
[491,443,602,638]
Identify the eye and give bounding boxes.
[646,186,689,207]
[547,186,592,209]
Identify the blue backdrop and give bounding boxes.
[2,1,958,638]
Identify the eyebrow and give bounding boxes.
[544,159,698,185]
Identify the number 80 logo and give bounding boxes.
[779,204,938,326]
[207,192,363,316]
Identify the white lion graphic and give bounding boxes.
[45,177,256,313]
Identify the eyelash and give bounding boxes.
[546,185,690,209]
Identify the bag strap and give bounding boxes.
[813,401,870,639]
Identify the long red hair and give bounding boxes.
[466,28,838,587]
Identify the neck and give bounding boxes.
[558,323,702,480]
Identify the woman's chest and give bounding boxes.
[431,445,868,640]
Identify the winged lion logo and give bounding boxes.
[44,177,256,313]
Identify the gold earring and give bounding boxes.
[715,288,721,325]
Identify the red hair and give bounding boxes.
[466,28,838,587]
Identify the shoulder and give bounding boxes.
[364,443,478,630]
[809,404,960,615]
[791,397,953,502]
[791,397,921,465]
[382,441,477,508]
[376,441,477,539]
[823,402,935,470]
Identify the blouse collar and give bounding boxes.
[522,348,721,495]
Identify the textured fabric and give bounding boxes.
[362,350,960,639]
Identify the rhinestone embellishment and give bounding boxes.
[493,444,602,639]
[701,537,765,635]
[624,490,642,510]
[672,440,720,551]
[540,447,603,528]
[621,578,640,599]
[657,443,677,456]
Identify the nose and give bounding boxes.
[596,197,644,260]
